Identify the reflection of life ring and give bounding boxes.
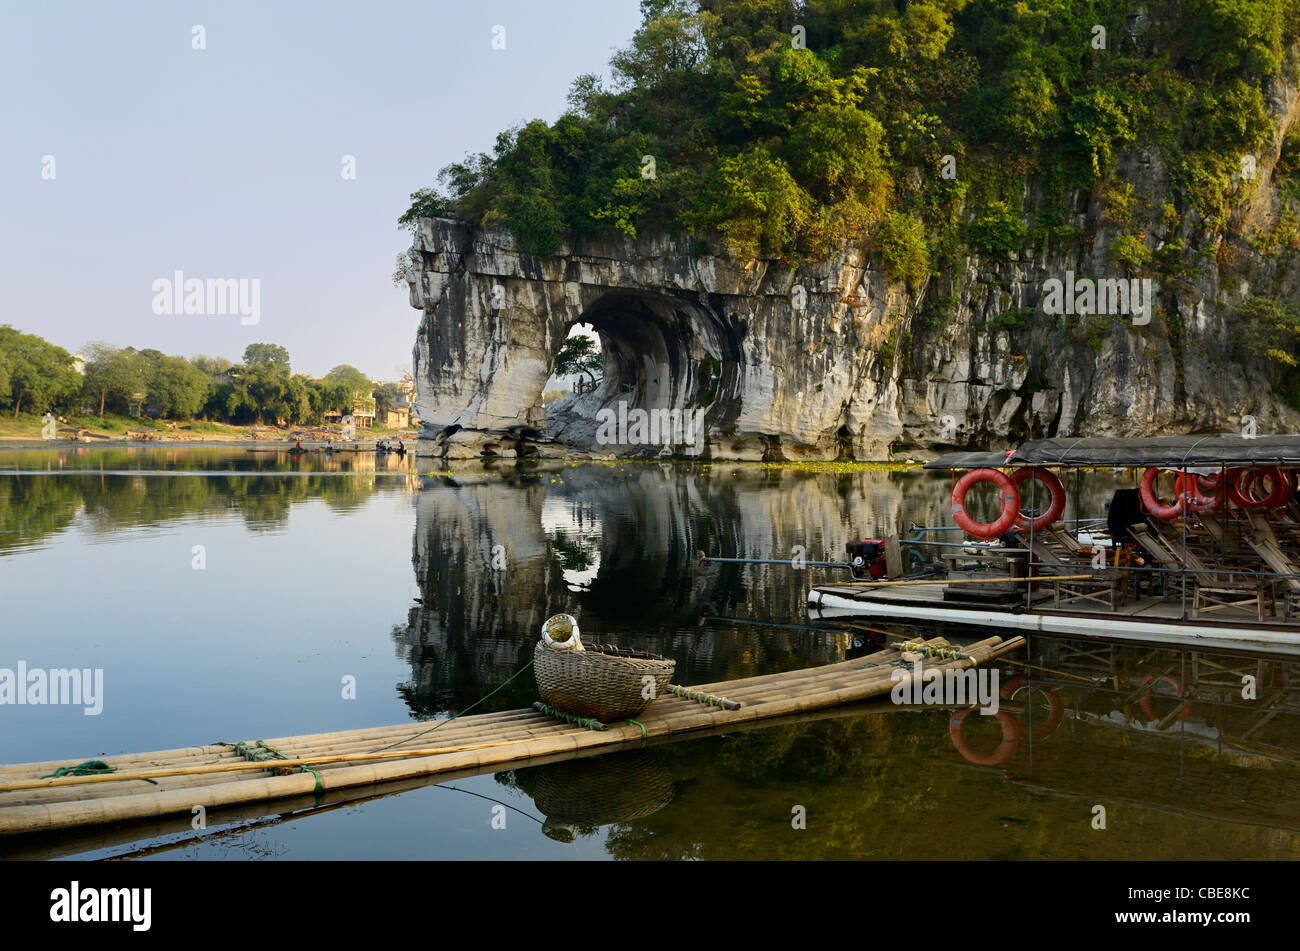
[1009,468,1066,532]
[1173,473,1220,513]
[1228,466,1288,509]
[948,707,1021,766]
[1000,675,1064,739]
[1139,467,1183,520]
[1137,674,1191,723]
[951,468,1020,539]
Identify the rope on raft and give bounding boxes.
[370,659,537,753]
[234,740,322,793]
[28,758,156,789]
[532,702,606,731]
[40,760,116,779]
[896,641,976,664]
[666,684,742,710]
[530,705,649,747]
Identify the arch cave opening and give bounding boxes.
[544,292,737,455]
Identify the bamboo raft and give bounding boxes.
[0,634,1023,841]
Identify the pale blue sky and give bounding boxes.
[0,0,642,379]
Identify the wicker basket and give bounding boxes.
[533,641,675,722]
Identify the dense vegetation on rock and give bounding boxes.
[404,0,1296,257]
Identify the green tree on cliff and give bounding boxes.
[553,334,604,387]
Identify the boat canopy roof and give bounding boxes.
[924,434,1300,469]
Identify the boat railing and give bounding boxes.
[1024,562,1300,583]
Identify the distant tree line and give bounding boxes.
[0,325,400,426]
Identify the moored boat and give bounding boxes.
[809,435,1300,651]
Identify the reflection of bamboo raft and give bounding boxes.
[0,634,1023,838]
[532,752,674,839]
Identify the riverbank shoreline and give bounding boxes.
[0,431,420,449]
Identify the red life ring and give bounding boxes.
[951,468,1020,539]
[949,708,1021,766]
[1228,466,1288,509]
[1255,467,1289,508]
[1000,674,1065,739]
[1009,468,1067,532]
[1228,467,1258,507]
[1136,674,1191,723]
[1173,473,1220,513]
[1139,467,1183,520]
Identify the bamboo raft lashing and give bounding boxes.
[0,634,1024,838]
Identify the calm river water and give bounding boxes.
[1,446,1297,860]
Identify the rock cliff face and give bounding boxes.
[407,84,1300,461]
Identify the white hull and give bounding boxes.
[807,589,1300,654]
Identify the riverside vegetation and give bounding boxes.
[0,332,410,433]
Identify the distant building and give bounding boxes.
[390,373,418,427]
[324,389,377,428]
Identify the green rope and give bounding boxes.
[41,760,115,779]
[257,740,288,759]
[896,642,974,663]
[371,659,537,753]
[667,684,740,709]
[233,739,319,790]
[625,719,647,748]
[300,765,323,793]
[233,740,293,763]
[532,702,606,731]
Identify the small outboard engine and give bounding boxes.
[845,539,887,580]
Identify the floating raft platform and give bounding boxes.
[0,634,1022,840]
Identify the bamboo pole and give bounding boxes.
[639,637,1012,713]
[0,718,585,806]
[662,636,954,697]
[684,635,1004,697]
[0,728,596,794]
[0,716,559,784]
[0,708,543,777]
[726,641,1012,706]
